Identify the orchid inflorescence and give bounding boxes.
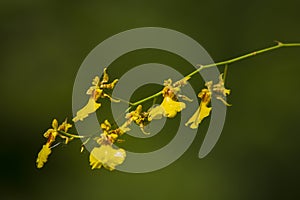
[36,67,230,171]
[36,41,300,171]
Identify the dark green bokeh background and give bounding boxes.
[1,0,299,199]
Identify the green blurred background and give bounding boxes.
[1,0,299,199]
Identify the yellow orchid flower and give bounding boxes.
[89,144,126,170]
[36,119,73,168]
[185,89,212,129]
[97,120,129,144]
[43,119,59,144]
[148,78,189,120]
[87,118,129,170]
[124,105,150,134]
[73,68,119,122]
[212,74,231,106]
[149,96,186,120]
[186,74,231,129]
[161,96,186,118]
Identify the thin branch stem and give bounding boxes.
[131,91,163,106]
[112,95,133,105]
[129,42,300,106]
[186,42,300,78]
[58,130,85,139]
[223,64,228,84]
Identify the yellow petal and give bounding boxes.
[52,119,58,129]
[103,120,111,130]
[104,79,118,89]
[58,119,72,132]
[89,145,126,170]
[101,68,109,83]
[140,126,150,135]
[92,76,100,86]
[185,103,212,129]
[102,93,120,102]
[161,96,186,118]
[36,144,52,168]
[212,74,231,97]
[148,105,165,121]
[186,89,212,129]
[216,96,232,106]
[224,88,230,96]
[72,98,101,122]
[110,133,118,140]
[173,76,190,87]
[135,105,142,114]
[43,129,54,138]
[86,86,97,95]
[119,122,131,134]
[178,94,193,102]
[89,155,102,170]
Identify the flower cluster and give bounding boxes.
[36,68,231,171]
[35,41,300,171]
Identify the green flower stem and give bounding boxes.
[223,64,228,84]
[186,42,300,78]
[131,91,163,106]
[130,42,300,106]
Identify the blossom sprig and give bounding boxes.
[36,41,300,171]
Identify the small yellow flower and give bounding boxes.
[36,144,51,168]
[97,120,129,144]
[148,79,189,120]
[185,89,212,129]
[125,105,150,134]
[73,68,119,122]
[100,119,112,132]
[186,74,231,129]
[211,74,231,106]
[126,105,143,122]
[161,96,186,118]
[58,118,73,133]
[36,119,73,168]
[57,119,73,144]
[89,145,126,170]
[43,119,59,145]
